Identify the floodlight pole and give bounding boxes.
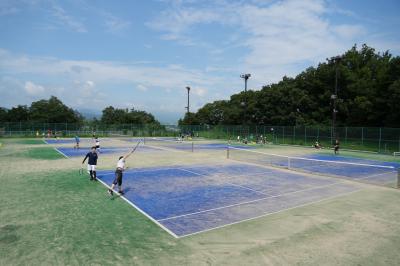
[185,86,190,113]
[240,73,251,92]
[330,56,341,144]
[240,74,251,125]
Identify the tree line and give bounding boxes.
[179,44,400,127]
[0,96,161,125]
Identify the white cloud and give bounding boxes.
[137,84,148,91]
[147,0,370,85]
[24,81,45,95]
[0,49,231,114]
[193,87,207,97]
[332,24,366,39]
[104,15,131,33]
[51,5,87,33]
[86,80,95,87]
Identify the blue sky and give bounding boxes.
[0,0,399,124]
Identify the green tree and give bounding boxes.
[100,106,160,125]
[30,96,83,123]
[0,107,8,122]
[182,44,400,127]
[7,105,30,121]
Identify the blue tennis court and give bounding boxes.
[228,147,400,187]
[44,138,86,144]
[97,163,359,237]
[56,146,161,157]
[307,154,400,168]
[141,139,255,151]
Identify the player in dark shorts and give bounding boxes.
[334,139,340,154]
[108,149,135,196]
[82,146,98,181]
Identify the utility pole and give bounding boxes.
[185,86,190,113]
[329,56,341,144]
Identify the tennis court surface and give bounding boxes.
[97,163,360,237]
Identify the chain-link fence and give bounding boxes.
[1,122,399,154]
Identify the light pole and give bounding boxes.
[328,56,341,144]
[240,74,251,125]
[240,74,251,92]
[185,86,190,113]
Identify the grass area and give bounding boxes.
[8,147,66,160]
[0,169,191,265]
[1,139,400,265]
[13,139,45,145]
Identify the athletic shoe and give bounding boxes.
[93,178,98,181]
[118,191,124,195]
[108,189,113,196]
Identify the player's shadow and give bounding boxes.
[110,187,132,200]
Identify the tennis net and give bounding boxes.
[227,146,400,188]
[144,137,194,152]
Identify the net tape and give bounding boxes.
[144,137,194,152]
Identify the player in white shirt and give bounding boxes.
[108,149,135,195]
[94,137,100,152]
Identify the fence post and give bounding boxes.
[345,127,347,144]
[263,126,266,140]
[361,127,364,145]
[379,127,382,153]
[304,126,307,145]
[293,126,295,144]
[283,127,285,144]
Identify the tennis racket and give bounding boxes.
[79,166,84,175]
[131,140,142,153]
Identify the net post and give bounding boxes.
[191,141,194,152]
[397,168,400,189]
[227,145,230,159]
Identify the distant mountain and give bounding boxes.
[78,108,101,120]
[77,108,180,124]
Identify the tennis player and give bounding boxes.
[108,149,135,196]
[95,137,100,152]
[74,135,80,149]
[314,140,321,149]
[334,139,340,154]
[82,146,98,181]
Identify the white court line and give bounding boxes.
[356,170,397,180]
[178,168,269,196]
[54,147,69,158]
[144,144,185,153]
[178,188,361,238]
[97,167,184,177]
[158,178,345,222]
[95,178,179,239]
